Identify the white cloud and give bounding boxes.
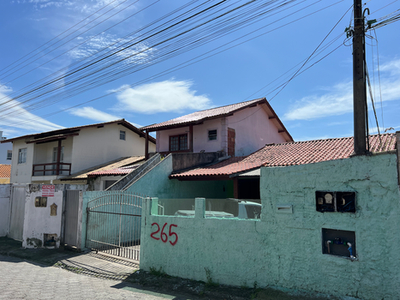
[284,58,400,121]
[70,106,121,122]
[112,80,212,114]
[0,86,63,133]
[68,34,153,66]
[284,82,353,120]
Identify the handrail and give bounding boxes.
[32,162,71,176]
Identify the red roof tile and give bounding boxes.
[170,133,397,179]
[0,164,11,178]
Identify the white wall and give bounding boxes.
[22,185,64,248]
[0,184,11,237]
[71,124,153,173]
[10,140,35,184]
[0,139,12,165]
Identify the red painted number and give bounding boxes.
[161,223,168,243]
[169,224,178,246]
[150,222,160,240]
[150,222,178,246]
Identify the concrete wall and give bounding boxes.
[225,105,286,156]
[22,184,64,248]
[124,154,232,199]
[0,184,11,237]
[10,140,35,184]
[140,153,400,300]
[71,123,155,174]
[156,105,286,156]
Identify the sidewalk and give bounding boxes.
[0,237,339,300]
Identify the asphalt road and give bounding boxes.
[0,254,172,300]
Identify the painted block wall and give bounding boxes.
[22,184,64,248]
[140,153,400,300]
[123,154,231,199]
[81,155,233,250]
[259,153,400,299]
[0,184,11,237]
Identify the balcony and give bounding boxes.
[32,163,72,176]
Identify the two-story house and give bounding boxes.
[2,119,156,184]
[140,98,293,159]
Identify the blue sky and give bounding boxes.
[0,0,399,141]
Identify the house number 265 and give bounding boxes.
[150,222,178,246]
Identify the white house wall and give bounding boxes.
[70,124,151,174]
[0,143,12,165]
[10,140,35,184]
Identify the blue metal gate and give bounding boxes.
[85,192,143,261]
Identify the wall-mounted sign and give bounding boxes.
[42,185,55,197]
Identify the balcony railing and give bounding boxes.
[32,163,72,176]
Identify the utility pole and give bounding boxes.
[353,0,368,155]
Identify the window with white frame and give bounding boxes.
[120,130,126,140]
[6,150,12,160]
[18,148,27,164]
[208,129,217,141]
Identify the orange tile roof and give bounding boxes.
[170,133,397,179]
[0,164,11,178]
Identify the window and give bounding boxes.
[316,191,356,213]
[120,130,126,140]
[170,134,188,151]
[6,150,12,160]
[208,129,217,141]
[18,148,27,164]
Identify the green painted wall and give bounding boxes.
[124,154,232,199]
[140,153,400,299]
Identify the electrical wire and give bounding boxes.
[268,3,353,102]
[2,1,347,128]
[0,1,346,124]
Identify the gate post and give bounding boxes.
[151,197,159,215]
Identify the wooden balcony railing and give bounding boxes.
[32,163,72,176]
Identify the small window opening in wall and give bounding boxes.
[18,148,27,164]
[316,191,356,213]
[322,228,356,259]
[6,150,12,160]
[120,130,126,140]
[35,197,47,207]
[208,129,217,141]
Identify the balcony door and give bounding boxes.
[52,146,64,175]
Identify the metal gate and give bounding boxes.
[63,190,82,249]
[9,185,26,241]
[85,192,143,261]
